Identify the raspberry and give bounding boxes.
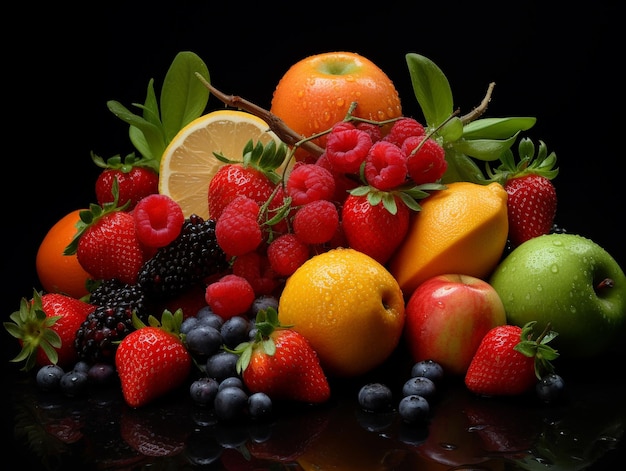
[364,141,408,190]
[383,118,425,147]
[286,163,336,206]
[402,136,447,185]
[205,274,255,320]
[215,197,262,257]
[292,200,339,245]
[355,122,382,143]
[325,126,373,174]
[266,233,310,277]
[133,194,185,247]
[316,154,360,204]
[232,251,280,296]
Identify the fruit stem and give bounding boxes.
[195,73,325,157]
[460,82,495,125]
[596,277,615,290]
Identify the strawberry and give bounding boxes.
[342,192,410,265]
[464,321,559,396]
[115,310,192,408]
[64,182,149,285]
[232,307,330,404]
[208,140,291,240]
[92,152,159,210]
[487,137,558,247]
[4,289,96,370]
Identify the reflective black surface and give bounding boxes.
[5,347,626,470]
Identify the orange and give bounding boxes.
[36,209,92,299]
[159,109,290,220]
[277,247,405,377]
[388,181,509,298]
[270,51,402,160]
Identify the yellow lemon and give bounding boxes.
[388,181,509,298]
[159,109,289,219]
[278,247,405,377]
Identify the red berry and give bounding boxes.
[286,163,336,206]
[402,136,447,185]
[205,274,256,320]
[266,233,310,277]
[215,196,262,257]
[364,141,408,190]
[325,126,373,174]
[292,200,339,245]
[383,117,425,147]
[133,194,185,248]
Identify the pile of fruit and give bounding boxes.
[5,51,626,431]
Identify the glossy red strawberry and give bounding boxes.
[115,310,192,408]
[341,192,410,265]
[208,139,289,229]
[464,321,559,396]
[65,192,148,285]
[4,290,96,370]
[234,308,330,404]
[488,138,558,247]
[93,152,159,210]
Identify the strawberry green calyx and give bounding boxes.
[3,289,61,371]
[228,307,292,374]
[213,138,290,185]
[92,151,160,174]
[486,137,559,185]
[131,308,184,337]
[513,321,560,380]
[349,182,446,215]
[63,179,129,256]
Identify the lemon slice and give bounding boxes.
[159,109,286,220]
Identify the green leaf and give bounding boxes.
[161,51,210,142]
[442,150,490,184]
[405,53,454,129]
[462,117,536,140]
[107,100,167,159]
[452,132,520,162]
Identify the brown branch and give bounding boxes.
[195,73,325,158]
[460,82,496,125]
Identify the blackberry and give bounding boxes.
[89,278,150,322]
[137,215,229,300]
[74,303,135,364]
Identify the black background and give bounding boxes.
[3,0,624,467]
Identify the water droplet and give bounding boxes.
[439,442,457,451]
[552,240,563,247]
[536,284,543,292]
[551,264,559,274]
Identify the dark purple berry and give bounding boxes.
[214,386,248,421]
[410,360,444,383]
[220,316,251,349]
[59,370,89,397]
[36,364,65,392]
[219,376,244,391]
[87,362,118,385]
[186,325,223,358]
[398,395,430,424]
[402,376,436,400]
[357,383,393,412]
[190,377,219,406]
[248,392,272,419]
[536,373,565,404]
[206,351,239,382]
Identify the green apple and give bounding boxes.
[490,233,626,358]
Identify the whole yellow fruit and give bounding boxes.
[278,248,405,377]
[388,181,509,298]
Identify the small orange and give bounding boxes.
[277,247,405,377]
[36,209,93,299]
[388,181,509,298]
[270,51,402,160]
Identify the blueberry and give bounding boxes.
[36,364,65,392]
[190,377,219,406]
[398,395,430,424]
[59,370,89,397]
[357,383,393,412]
[87,363,118,385]
[73,360,91,374]
[248,392,272,419]
[536,373,565,404]
[219,376,244,391]
[196,307,224,330]
[402,376,436,400]
[214,386,249,421]
[186,325,223,357]
[250,295,279,317]
[410,360,444,383]
[181,316,199,334]
[206,351,239,382]
[220,316,251,349]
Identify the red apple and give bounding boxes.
[404,274,507,376]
